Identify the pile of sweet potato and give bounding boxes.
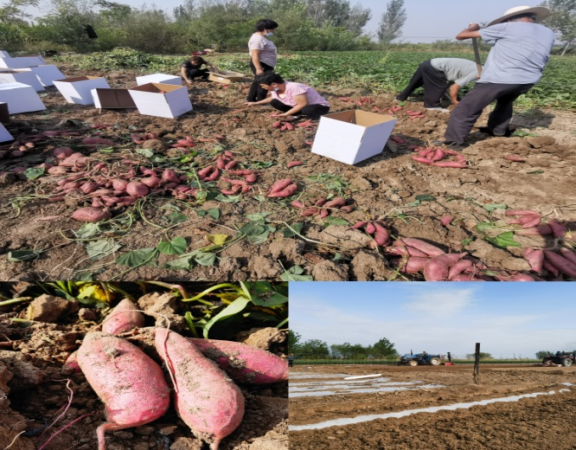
[66,300,288,450]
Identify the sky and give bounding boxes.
[289,283,576,359]
[26,0,542,43]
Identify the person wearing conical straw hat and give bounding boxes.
[440,6,555,150]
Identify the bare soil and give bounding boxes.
[0,290,288,450]
[1,63,575,281]
[289,364,576,449]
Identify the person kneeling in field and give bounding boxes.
[181,55,218,84]
[440,5,555,150]
[245,73,330,120]
[396,58,481,111]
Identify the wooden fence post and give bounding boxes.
[473,343,480,385]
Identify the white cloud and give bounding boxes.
[404,287,478,317]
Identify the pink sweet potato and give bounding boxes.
[268,179,293,194]
[448,259,474,280]
[324,197,346,208]
[62,350,81,374]
[400,257,429,274]
[423,254,464,281]
[548,219,567,239]
[543,250,576,278]
[71,207,110,223]
[268,182,298,198]
[102,299,145,335]
[126,181,149,198]
[523,248,544,273]
[397,238,445,257]
[188,338,288,385]
[155,329,244,450]
[287,161,302,168]
[78,332,170,450]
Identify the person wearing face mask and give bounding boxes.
[245,72,330,121]
[247,19,279,102]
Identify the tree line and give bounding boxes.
[288,330,400,359]
[0,0,408,54]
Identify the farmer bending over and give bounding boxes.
[441,5,555,150]
[181,55,218,84]
[396,58,481,111]
[245,72,330,121]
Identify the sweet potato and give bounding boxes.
[504,155,526,162]
[155,329,244,450]
[78,332,171,450]
[433,161,467,168]
[126,181,149,198]
[71,207,110,223]
[290,200,305,209]
[268,183,298,198]
[102,299,145,335]
[397,238,445,257]
[224,161,238,170]
[543,250,576,278]
[48,166,69,176]
[350,221,368,230]
[141,176,161,188]
[287,161,302,168]
[448,259,474,279]
[548,219,567,239]
[62,350,81,374]
[505,210,539,217]
[53,147,74,159]
[559,248,576,265]
[324,197,346,208]
[216,158,226,170]
[412,156,434,165]
[272,121,282,129]
[431,148,445,162]
[188,338,288,385]
[440,215,453,226]
[423,253,464,281]
[523,248,544,273]
[515,224,552,236]
[268,179,293,194]
[400,257,429,274]
[80,181,99,194]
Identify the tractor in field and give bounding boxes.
[398,352,443,367]
[542,351,575,367]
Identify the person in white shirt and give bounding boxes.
[247,19,279,102]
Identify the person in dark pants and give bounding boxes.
[441,6,555,149]
[288,354,294,367]
[247,19,279,102]
[245,72,330,121]
[396,58,479,111]
[180,56,218,84]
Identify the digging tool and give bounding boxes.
[472,37,482,78]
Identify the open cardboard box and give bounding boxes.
[208,70,247,84]
[0,122,12,142]
[136,73,181,86]
[0,56,44,69]
[128,82,192,119]
[0,82,45,114]
[0,70,44,91]
[0,102,8,123]
[53,76,110,105]
[311,110,398,165]
[17,65,65,87]
[92,88,137,110]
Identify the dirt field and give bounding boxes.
[289,364,576,449]
[0,290,288,450]
[1,62,575,281]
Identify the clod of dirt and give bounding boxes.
[467,240,531,271]
[170,436,203,450]
[0,351,43,390]
[320,226,372,251]
[350,249,393,281]
[78,308,98,321]
[137,292,186,331]
[0,362,35,450]
[248,255,282,279]
[0,172,18,186]
[312,260,349,281]
[27,294,78,322]
[219,257,248,281]
[527,136,555,149]
[235,328,286,351]
[269,240,306,261]
[142,139,165,151]
[350,177,372,190]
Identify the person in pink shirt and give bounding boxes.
[245,72,330,120]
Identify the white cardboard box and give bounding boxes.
[128,83,192,118]
[0,122,12,142]
[91,88,137,110]
[311,110,398,165]
[0,56,45,69]
[0,51,10,58]
[0,82,45,114]
[18,65,65,87]
[54,76,110,105]
[0,70,44,91]
[136,73,182,86]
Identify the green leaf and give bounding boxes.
[162,212,188,225]
[250,292,288,307]
[283,223,304,237]
[246,212,273,221]
[527,170,544,175]
[242,311,278,322]
[75,223,100,239]
[240,222,272,244]
[486,231,521,249]
[85,239,121,260]
[203,297,250,338]
[136,148,154,158]
[251,160,274,169]
[484,204,507,212]
[164,256,193,270]
[197,208,220,220]
[475,222,498,233]
[216,194,241,203]
[191,250,217,266]
[158,237,187,255]
[407,200,421,207]
[280,265,313,282]
[98,147,115,154]
[461,237,474,246]
[7,250,42,262]
[323,217,350,227]
[116,248,158,267]
[24,167,45,180]
[415,194,436,202]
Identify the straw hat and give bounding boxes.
[487,6,550,27]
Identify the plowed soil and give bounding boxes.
[289,364,576,449]
[1,62,575,281]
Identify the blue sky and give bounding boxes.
[289,283,576,359]
[29,1,541,43]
